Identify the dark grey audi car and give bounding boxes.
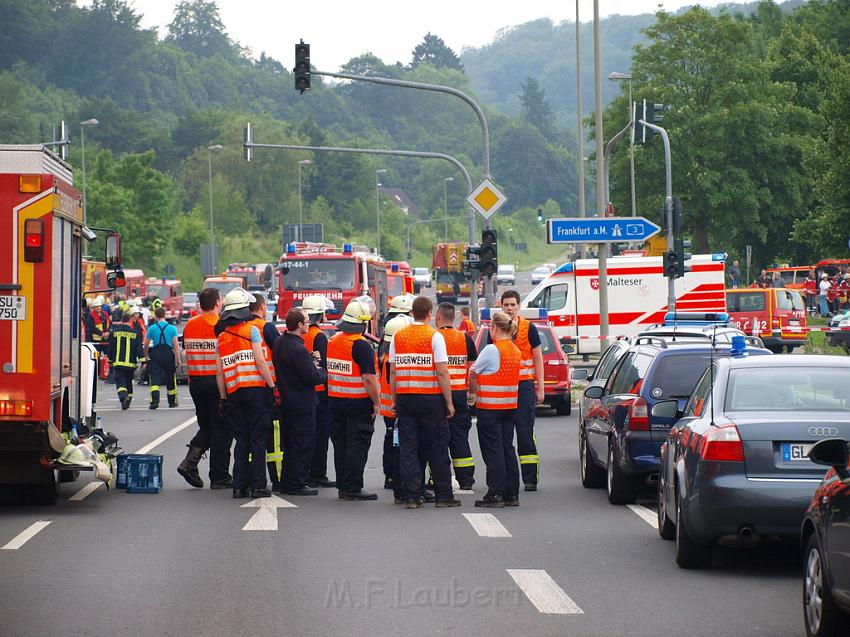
[655,354,850,569]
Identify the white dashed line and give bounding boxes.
[462,513,512,537]
[1,521,52,550]
[507,569,584,614]
[69,482,103,501]
[627,504,658,530]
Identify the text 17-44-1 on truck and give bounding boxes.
[0,144,123,505]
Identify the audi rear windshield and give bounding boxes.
[726,367,850,411]
[283,259,355,291]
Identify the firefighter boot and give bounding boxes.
[177,445,205,488]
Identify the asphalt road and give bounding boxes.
[0,380,803,637]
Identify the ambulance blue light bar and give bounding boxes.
[479,308,548,321]
[553,262,574,274]
[663,312,730,326]
[286,243,297,254]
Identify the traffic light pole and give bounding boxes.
[640,119,675,313]
[242,129,480,319]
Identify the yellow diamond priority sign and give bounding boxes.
[466,178,508,221]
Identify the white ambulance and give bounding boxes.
[521,253,728,354]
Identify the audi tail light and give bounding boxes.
[626,397,650,431]
[700,424,744,462]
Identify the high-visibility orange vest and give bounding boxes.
[218,323,266,394]
[327,332,369,399]
[477,339,520,410]
[247,317,276,384]
[515,316,535,382]
[378,353,393,417]
[393,323,441,395]
[458,317,475,335]
[183,313,219,377]
[440,327,469,392]
[303,324,327,393]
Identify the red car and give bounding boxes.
[475,308,572,415]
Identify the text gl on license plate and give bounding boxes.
[0,296,26,320]
[781,442,815,462]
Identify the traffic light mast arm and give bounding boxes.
[639,119,676,312]
[603,121,632,211]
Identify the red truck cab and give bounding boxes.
[726,287,807,353]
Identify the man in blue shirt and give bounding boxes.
[145,307,181,409]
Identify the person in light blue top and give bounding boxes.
[145,307,181,409]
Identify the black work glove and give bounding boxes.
[217,399,229,417]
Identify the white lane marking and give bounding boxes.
[135,416,198,454]
[69,482,103,501]
[627,504,658,530]
[1,521,52,550]
[506,569,584,615]
[69,415,198,502]
[462,513,512,537]
[241,495,297,531]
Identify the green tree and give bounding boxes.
[167,0,239,60]
[411,33,464,71]
[519,76,558,143]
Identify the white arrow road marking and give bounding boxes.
[627,504,658,530]
[2,521,52,550]
[241,494,297,531]
[506,569,584,615]
[462,513,512,537]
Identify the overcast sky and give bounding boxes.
[102,1,733,71]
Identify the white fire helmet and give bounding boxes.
[223,287,253,311]
[388,293,415,314]
[383,314,413,342]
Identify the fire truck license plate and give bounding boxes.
[0,296,26,320]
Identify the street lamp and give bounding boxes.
[376,168,387,255]
[443,177,454,242]
[80,118,98,227]
[608,71,636,217]
[406,216,450,261]
[298,159,312,242]
[207,144,223,273]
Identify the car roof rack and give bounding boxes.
[633,336,668,348]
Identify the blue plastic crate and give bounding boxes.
[115,453,136,489]
[125,454,164,494]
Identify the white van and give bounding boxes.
[521,253,728,354]
[497,264,516,285]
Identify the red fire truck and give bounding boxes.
[116,268,146,299]
[145,277,183,323]
[385,261,414,306]
[0,144,123,504]
[276,242,388,327]
[227,262,274,291]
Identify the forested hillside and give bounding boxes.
[0,0,847,288]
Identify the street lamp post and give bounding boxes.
[576,0,586,260]
[376,168,387,255]
[407,216,450,260]
[79,119,99,227]
[207,144,223,273]
[608,71,636,216]
[443,177,453,242]
[298,159,312,242]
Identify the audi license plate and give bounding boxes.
[781,442,815,461]
[0,296,26,320]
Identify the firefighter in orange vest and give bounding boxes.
[177,288,233,489]
[390,296,460,509]
[500,290,545,491]
[458,306,475,335]
[327,299,381,501]
[378,314,414,503]
[434,302,478,489]
[215,288,277,498]
[469,310,522,507]
[301,295,336,489]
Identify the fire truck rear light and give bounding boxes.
[19,175,41,193]
[24,218,45,262]
[0,400,34,417]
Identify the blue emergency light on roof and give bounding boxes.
[730,335,748,357]
[712,253,727,262]
[480,308,491,321]
[554,263,574,274]
[343,243,353,254]
[286,243,297,254]
[663,312,730,326]
[391,263,399,272]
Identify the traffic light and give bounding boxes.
[634,98,666,145]
[674,238,692,278]
[537,207,544,223]
[480,229,497,276]
[465,244,481,272]
[664,250,678,279]
[294,40,310,93]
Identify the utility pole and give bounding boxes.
[593,0,610,349]
[576,0,586,260]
